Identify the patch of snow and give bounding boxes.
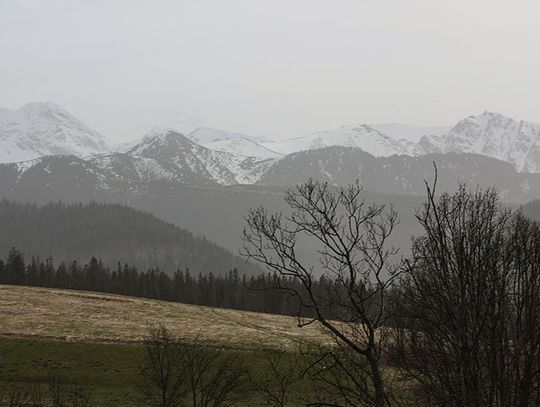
[201,137,282,159]
[262,124,410,157]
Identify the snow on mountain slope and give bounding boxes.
[259,115,540,173]
[92,154,178,184]
[188,127,273,144]
[372,123,450,142]
[397,138,427,156]
[438,112,540,172]
[263,124,411,157]
[370,113,540,173]
[0,102,110,163]
[201,137,282,159]
[187,127,280,159]
[126,129,237,185]
[126,128,277,185]
[416,134,445,154]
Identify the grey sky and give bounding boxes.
[1,0,539,142]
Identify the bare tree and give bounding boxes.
[393,180,540,407]
[140,325,245,407]
[301,342,396,407]
[181,337,245,407]
[140,323,187,407]
[242,179,403,407]
[247,348,302,407]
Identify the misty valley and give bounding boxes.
[2,2,540,406]
[2,102,540,406]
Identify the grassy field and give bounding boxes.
[0,338,144,406]
[0,284,327,347]
[0,337,316,406]
[0,285,326,406]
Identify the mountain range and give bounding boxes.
[2,102,540,178]
[2,102,540,202]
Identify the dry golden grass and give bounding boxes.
[0,284,329,348]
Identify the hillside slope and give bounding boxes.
[0,285,325,347]
[0,200,259,276]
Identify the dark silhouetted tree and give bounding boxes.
[242,179,403,407]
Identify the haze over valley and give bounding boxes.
[2,101,540,257]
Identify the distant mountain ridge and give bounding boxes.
[257,146,540,202]
[3,146,540,204]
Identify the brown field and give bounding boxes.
[0,284,328,348]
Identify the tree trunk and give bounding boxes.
[367,351,387,407]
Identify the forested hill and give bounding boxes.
[0,200,259,276]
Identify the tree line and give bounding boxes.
[0,249,343,318]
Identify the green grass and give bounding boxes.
[0,338,314,406]
[0,338,144,406]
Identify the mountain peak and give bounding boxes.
[0,101,109,163]
[127,127,195,157]
[142,126,185,142]
[471,111,507,121]
[442,112,540,172]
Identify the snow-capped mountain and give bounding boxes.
[4,101,540,190]
[125,128,276,185]
[0,102,110,163]
[262,114,540,174]
[422,112,540,173]
[263,124,411,157]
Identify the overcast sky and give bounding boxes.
[1,0,539,142]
